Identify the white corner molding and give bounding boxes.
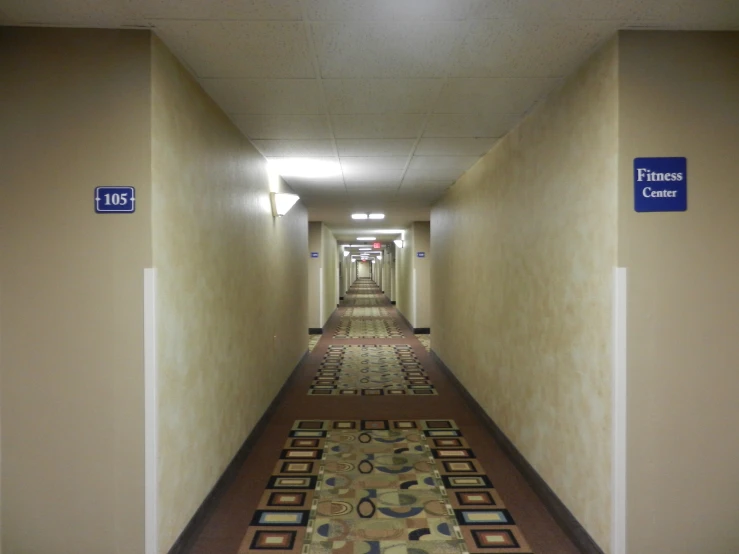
[144,268,158,554]
[612,267,627,554]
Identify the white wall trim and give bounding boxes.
[412,268,417,328]
[319,267,324,327]
[612,267,627,554]
[144,268,158,554]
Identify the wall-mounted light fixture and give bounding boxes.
[394,239,404,248]
[343,250,350,257]
[270,192,300,217]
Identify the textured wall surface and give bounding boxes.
[394,228,413,325]
[0,28,151,554]
[321,224,338,323]
[618,31,739,554]
[431,39,619,551]
[308,222,322,327]
[412,222,431,329]
[151,36,308,553]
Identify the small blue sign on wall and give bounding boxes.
[417,252,426,258]
[95,186,135,213]
[311,252,319,258]
[634,157,687,212]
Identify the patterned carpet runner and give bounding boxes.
[334,318,404,339]
[309,345,437,396]
[239,420,533,554]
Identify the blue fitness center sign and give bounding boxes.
[634,157,687,212]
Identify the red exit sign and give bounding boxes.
[373,242,381,249]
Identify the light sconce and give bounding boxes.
[343,250,350,257]
[270,192,300,217]
[394,239,404,248]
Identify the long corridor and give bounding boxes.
[184,279,579,554]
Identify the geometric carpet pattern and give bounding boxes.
[334,318,404,339]
[343,307,391,318]
[308,335,321,352]
[415,335,431,352]
[237,420,534,554]
[309,345,437,396]
[343,295,384,307]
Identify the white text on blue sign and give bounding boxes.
[634,157,687,212]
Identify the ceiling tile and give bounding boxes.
[337,139,416,157]
[311,21,465,78]
[252,140,336,157]
[153,21,315,78]
[303,0,473,20]
[332,115,425,139]
[434,78,561,114]
[617,0,739,28]
[323,79,442,114]
[424,112,522,137]
[474,0,623,20]
[404,166,465,182]
[399,179,454,190]
[416,138,497,156]
[232,115,331,139]
[409,156,481,170]
[344,170,405,184]
[200,79,323,115]
[341,157,409,172]
[450,19,621,78]
[0,0,141,25]
[135,0,302,20]
[346,181,402,190]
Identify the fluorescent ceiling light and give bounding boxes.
[356,237,376,241]
[366,229,405,234]
[270,192,300,217]
[369,213,385,220]
[268,158,341,179]
[359,247,371,251]
[394,239,404,248]
[352,213,369,220]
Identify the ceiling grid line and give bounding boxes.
[297,0,346,192]
[395,0,490,197]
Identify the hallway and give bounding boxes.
[183,278,578,554]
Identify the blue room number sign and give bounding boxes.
[95,186,136,213]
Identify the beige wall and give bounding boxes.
[151,36,308,552]
[395,223,431,329]
[618,31,739,553]
[321,224,338,323]
[307,222,337,328]
[394,228,413,323]
[0,28,152,554]
[412,222,431,329]
[308,222,322,327]
[431,38,619,551]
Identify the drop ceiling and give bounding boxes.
[2,0,737,231]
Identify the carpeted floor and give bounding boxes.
[183,278,579,554]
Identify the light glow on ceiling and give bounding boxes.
[368,213,385,220]
[268,158,341,179]
[351,213,369,220]
[356,237,376,241]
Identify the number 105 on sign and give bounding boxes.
[95,186,136,213]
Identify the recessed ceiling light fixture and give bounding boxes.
[268,158,341,179]
[356,236,376,241]
[359,247,372,251]
[351,213,385,220]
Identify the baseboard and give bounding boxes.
[430,351,605,554]
[308,328,323,335]
[167,351,310,554]
[413,327,430,334]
